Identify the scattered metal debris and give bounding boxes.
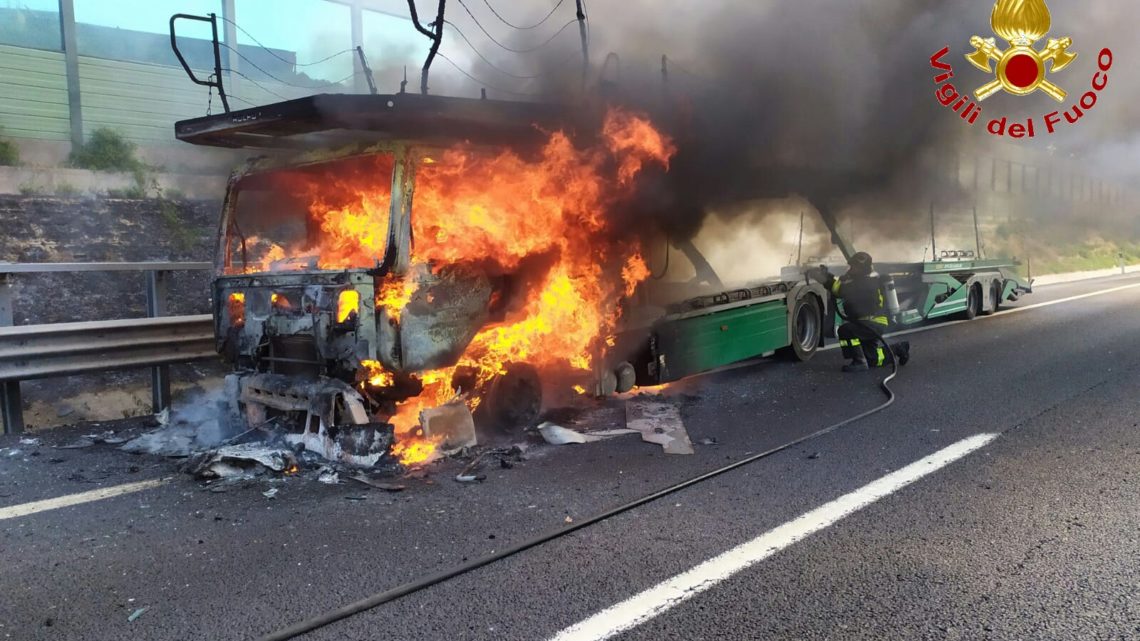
[184,443,299,479]
[18,437,40,447]
[537,422,637,445]
[624,399,694,455]
[84,430,129,445]
[240,375,394,467]
[262,488,279,499]
[127,607,149,622]
[347,474,405,492]
[55,438,95,449]
[421,400,478,450]
[697,437,719,446]
[455,474,485,483]
[317,468,340,484]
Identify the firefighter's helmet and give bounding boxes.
[848,252,873,275]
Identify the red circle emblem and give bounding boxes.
[1005,54,1040,88]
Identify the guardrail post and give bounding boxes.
[0,273,23,434]
[145,270,172,414]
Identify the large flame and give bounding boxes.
[991,0,1052,44]
[246,109,674,464]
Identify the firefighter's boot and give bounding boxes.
[842,349,869,373]
[895,341,911,366]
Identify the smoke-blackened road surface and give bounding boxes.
[2,274,1139,640]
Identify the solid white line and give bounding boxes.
[548,433,999,641]
[0,478,169,521]
[820,280,1140,351]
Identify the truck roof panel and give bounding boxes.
[174,93,590,150]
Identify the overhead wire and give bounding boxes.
[220,43,351,90]
[222,68,291,101]
[480,0,566,30]
[454,0,578,54]
[219,16,353,67]
[434,52,543,97]
[442,20,580,80]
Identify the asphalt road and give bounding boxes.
[2,273,1139,641]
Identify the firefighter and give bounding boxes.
[813,252,911,372]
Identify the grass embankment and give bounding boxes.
[987,223,1138,275]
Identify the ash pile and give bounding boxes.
[121,373,692,488]
[121,374,491,483]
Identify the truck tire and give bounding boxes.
[964,284,982,320]
[779,294,822,362]
[477,363,542,436]
[983,281,1002,315]
[614,362,637,394]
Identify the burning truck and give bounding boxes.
[175,94,676,466]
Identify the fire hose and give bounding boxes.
[257,276,899,641]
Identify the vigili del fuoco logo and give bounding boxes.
[929,0,1113,139]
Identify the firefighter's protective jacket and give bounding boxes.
[828,272,888,326]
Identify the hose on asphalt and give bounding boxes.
[257,349,899,640]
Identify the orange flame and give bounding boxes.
[337,290,360,323]
[243,108,673,461]
[271,292,292,310]
[227,292,245,326]
[361,360,394,388]
[622,254,650,298]
[377,275,416,321]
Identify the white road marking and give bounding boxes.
[0,478,169,521]
[820,280,1140,351]
[548,433,999,641]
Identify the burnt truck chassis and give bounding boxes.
[183,94,833,465]
[184,95,606,464]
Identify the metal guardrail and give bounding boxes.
[0,262,216,434]
[0,315,215,380]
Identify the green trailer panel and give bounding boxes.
[923,274,971,319]
[654,299,789,382]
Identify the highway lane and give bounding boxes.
[1,273,1138,640]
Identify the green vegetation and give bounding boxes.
[54,183,81,197]
[68,128,144,173]
[0,127,18,166]
[106,184,150,199]
[157,196,196,251]
[1035,241,1139,275]
[989,229,1140,276]
[18,183,43,196]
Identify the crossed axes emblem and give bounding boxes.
[965,35,1077,101]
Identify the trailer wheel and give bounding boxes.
[964,284,982,320]
[779,294,822,362]
[983,281,1002,315]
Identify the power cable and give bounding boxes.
[220,43,347,90]
[219,16,353,67]
[434,52,543,97]
[480,0,566,30]
[222,68,291,101]
[667,59,726,87]
[254,323,900,640]
[454,0,578,54]
[443,20,579,80]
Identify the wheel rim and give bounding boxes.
[795,301,820,350]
